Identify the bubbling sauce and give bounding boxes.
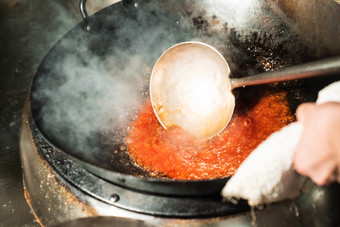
[126,89,294,180]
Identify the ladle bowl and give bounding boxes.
[150,41,340,140]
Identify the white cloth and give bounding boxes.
[221,81,340,206]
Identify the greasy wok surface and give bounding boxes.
[30,0,339,195]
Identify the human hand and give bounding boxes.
[293,102,340,186]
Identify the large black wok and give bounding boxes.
[30,0,340,196]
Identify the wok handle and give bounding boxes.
[230,56,340,89]
[79,0,138,21]
[79,0,89,20]
[79,0,88,20]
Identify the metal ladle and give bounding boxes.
[150,41,340,140]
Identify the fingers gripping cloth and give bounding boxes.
[221,81,340,206]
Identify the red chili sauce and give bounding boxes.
[126,89,295,180]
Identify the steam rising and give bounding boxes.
[203,0,261,28]
[32,1,189,160]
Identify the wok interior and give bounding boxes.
[30,0,340,181]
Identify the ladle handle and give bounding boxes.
[230,56,340,89]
